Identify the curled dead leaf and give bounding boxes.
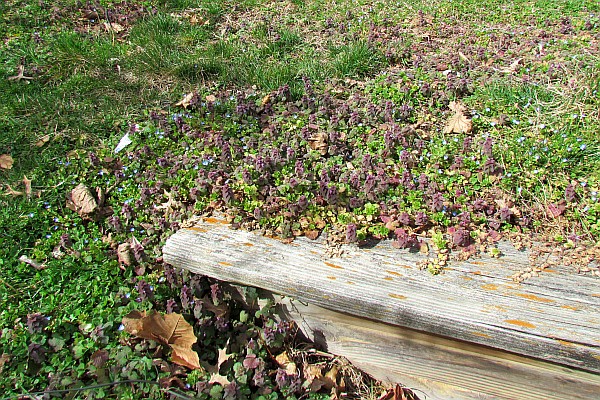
[175,92,195,108]
[0,154,14,170]
[547,202,566,218]
[205,344,232,386]
[377,384,416,400]
[35,135,50,147]
[103,22,125,33]
[308,131,328,155]
[117,242,133,266]
[0,353,10,374]
[66,184,98,216]
[19,255,46,270]
[498,58,522,74]
[205,94,217,103]
[261,94,271,106]
[275,352,297,375]
[4,185,23,197]
[304,230,320,240]
[122,311,200,370]
[22,176,32,198]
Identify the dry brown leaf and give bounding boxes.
[448,101,467,114]
[0,154,14,170]
[458,51,470,64]
[321,364,339,391]
[19,255,46,270]
[4,185,23,197]
[304,364,325,392]
[103,22,125,33]
[35,135,50,147]
[308,131,328,155]
[377,384,414,400]
[275,352,297,375]
[67,184,98,216]
[22,176,32,198]
[0,353,10,374]
[304,230,320,240]
[547,202,566,218]
[122,311,200,370]
[498,58,522,74]
[261,94,271,106]
[117,242,133,266]
[175,92,194,108]
[205,344,232,386]
[205,94,216,103]
[443,107,472,134]
[198,296,229,318]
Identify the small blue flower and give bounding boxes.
[580,144,587,150]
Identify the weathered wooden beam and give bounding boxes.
[278,297,600,400]
[162,219,600,393]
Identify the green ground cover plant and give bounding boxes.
[1,0,599,398]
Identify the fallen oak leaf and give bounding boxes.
[0,154,14,169]
[122,311,201,370]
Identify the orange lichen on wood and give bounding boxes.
[219,261,233,266]
[505,319,536,329]
[203,217,227,224]
[561,305,580,311]
[242,242,254,246]
[324,261,343,269]
[557,340,575,347]
[187,226,207,232]
[327,276,337,280]
[383,276,394,281]
[471,331,492,338]
[388,293,407,300]
[482,284,499,290]
[385,270,403,276]
[515,293,555,303]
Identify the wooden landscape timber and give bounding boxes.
[163,218,600,400]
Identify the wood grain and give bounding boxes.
[279,298,600,400]
[163,219,600,374]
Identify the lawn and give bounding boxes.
[0,0,599,398]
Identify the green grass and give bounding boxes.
[1,0,599,397]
